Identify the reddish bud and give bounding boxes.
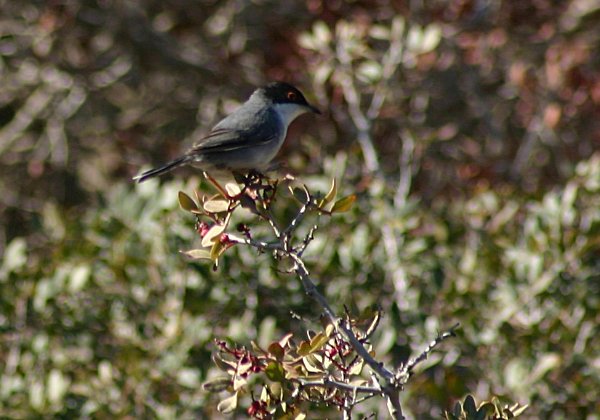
[197,222,210,237]
[247,401,261,416]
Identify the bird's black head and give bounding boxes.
[262,82,321,114]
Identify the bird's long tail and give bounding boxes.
[133,156,189,183]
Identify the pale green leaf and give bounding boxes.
[203,199,230,213]
[217,392,238,413]
[370,24,390,40]
[313,21,332,45]
[181,249,212,260]
[225,182,241,197]
[202,224,226,247]
[357,61,382,83]
[420,24,442,53]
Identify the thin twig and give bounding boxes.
[225,234,279,251]
[297,378,379,394]
[402,323,460,377]
[394,130,415,208]
[297,224,318,256]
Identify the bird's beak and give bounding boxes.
[307,103,321,114]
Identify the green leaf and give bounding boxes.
[181,249,212,260]
[217,392,238,413]
[47,369,69,405]
[331,194,356,213]
[420,24,442,53]
[69,264,90,292]
[178,191,198,212]
[265,361,285,382]
[357,61,383,83]
[370,24,390,40]
[313,21,332,45]
[203,377,232,393]
[3,237,27,273]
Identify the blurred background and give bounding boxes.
[1,0,599,418]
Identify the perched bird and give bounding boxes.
[133,82,320,182]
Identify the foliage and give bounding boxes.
[176,172,458,417]
[445,394,528,420]
[1,0,599,418]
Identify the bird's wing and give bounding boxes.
[189,124,277,154]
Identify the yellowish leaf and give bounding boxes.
[331,194,356,213]
[319,178,337,208]
[210,239,229,261]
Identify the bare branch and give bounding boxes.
[288,253,404,419]
[401,323,460,379]
[297,224,318,256]
[296,378,379,395]
[225,233,279,251]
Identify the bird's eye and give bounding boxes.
[287,91,297,100]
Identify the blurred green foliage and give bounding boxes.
[1,0,599,418]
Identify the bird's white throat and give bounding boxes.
[272,103,310,128]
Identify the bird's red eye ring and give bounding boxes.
[287,91,297,100]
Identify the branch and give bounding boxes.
[288,253,404,419]
[185,176,456,419]
[336,43,380,173]
[401,323,460,379]
[242,181,405,419]
[296,224,318,256]
[296,378,379,395]
[225,233,279,251]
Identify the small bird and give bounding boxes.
[134,82,320,183]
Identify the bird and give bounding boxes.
[133,82,320,183]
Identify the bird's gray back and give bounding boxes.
[187,99,285,169]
